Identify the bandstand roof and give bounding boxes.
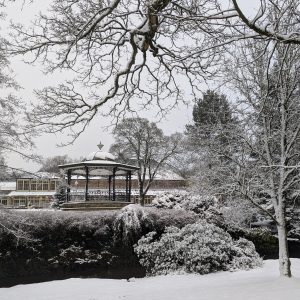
[58,149,139,176]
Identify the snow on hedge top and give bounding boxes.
[85,151,116,161]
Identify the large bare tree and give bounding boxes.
[0,8,36,175]
[110,117,181,205]
[6,0,300,141]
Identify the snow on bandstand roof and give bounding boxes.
[85,151,116,161]
[58,143,139,176]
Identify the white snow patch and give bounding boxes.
[8,191,56,197]
[1,259,300,300]
[0,182,16,191]
[85,151,116,161]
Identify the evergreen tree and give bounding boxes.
[185,90,241,197]
[53,181,68,208]
[187,90,237,142]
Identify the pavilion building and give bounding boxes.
[4,174,60,208]
[58,145,140,210]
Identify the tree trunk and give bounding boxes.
[140,194,145,206]
[276,209,291,277]
[138,183,145,206]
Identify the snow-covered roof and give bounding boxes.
[59,160,139,176]
[8,191,56,197]
[129,170,185,181]
[0,181,16,191]
[20,172,60,179]
[85,151,116,161]
[151,170,185,180]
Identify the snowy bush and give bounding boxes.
[113,204,154,246]
[134,221,262,275]
[151,192,224,227]
[152,191,217,213]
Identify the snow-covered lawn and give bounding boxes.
[1,259,300,300]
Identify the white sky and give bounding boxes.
[2,0,258,172]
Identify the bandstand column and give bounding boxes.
[112,167,116,201]
[67,169,71,202]
[125,172,129,202]
[108,175,112,201]
[85,166,89,201]
[128,170,132,203]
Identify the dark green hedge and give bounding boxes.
[0,208,198,286]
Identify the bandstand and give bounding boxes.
[58,143,139,210]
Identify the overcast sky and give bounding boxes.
[2,0,258,172]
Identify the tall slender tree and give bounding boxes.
[223,39,300,277]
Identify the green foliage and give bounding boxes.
[53,181,68,208]
[244,228,278,258]
[184,90,242,197]
[192,90,236,128]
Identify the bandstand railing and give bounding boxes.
[69,189,131,202]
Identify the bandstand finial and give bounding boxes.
[97,141,104,150]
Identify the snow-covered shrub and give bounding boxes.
[134,221,262,275]
[151,191,224,227]
[144,207,198,233]
[229,238,263,270]
[152,191,217,213]
[113,204,154,246]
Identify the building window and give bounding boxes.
[43,180,49,191]
[50,180,57,191]
[28,197,40,207]
[31,180,37,191]
[17,180,23,190]
[19,199,26,206]
[23,180,30,190]
[1,199,7,205]
[17,180,30,191]
[14,197,27,207]
[37,181,42,191]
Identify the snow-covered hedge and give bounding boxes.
[134,221,262,276]
[113,204,199,246]
[0,206,198,283]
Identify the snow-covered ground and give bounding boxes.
[1,259,300,300]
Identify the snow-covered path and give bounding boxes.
[1,259,300,300]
